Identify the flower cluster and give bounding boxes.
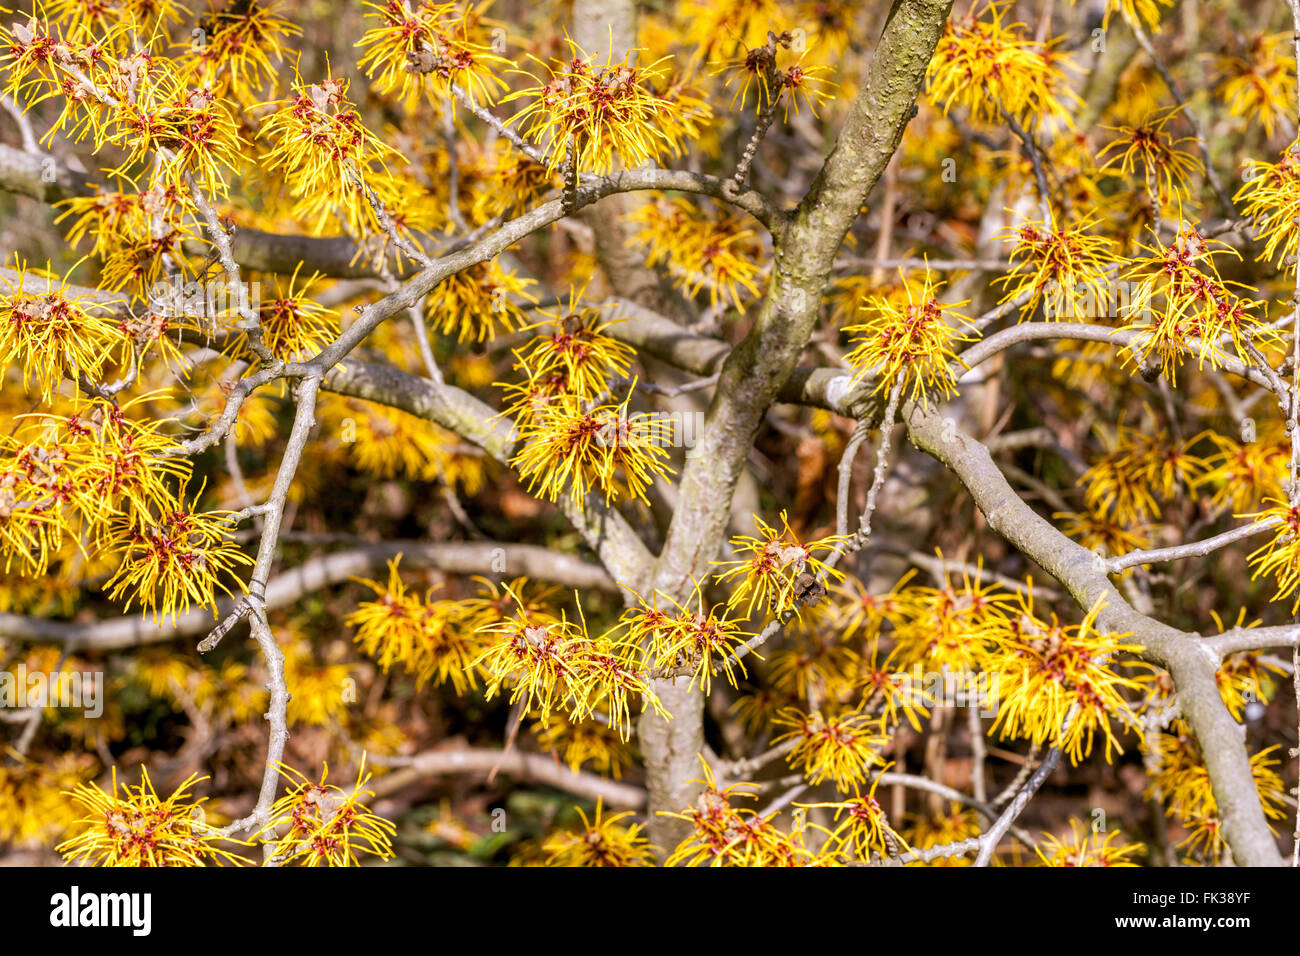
[541,801,656,866]
[104,493,254,623]
[346,557,508,693]
[427,260,536,344]
[616,586,755,694]
[58,768,249,866]
[844,272,975,406]
[799,773,910,862]
[258,71,404,234]
[503,293,674,505]
[1146,728,1287,860]
[474,587,664,738]
[1236,141,1300,277]
[662,761,823,866]
[926,1,1075,127]
[996,217,1117,322]
[321,394,488,493]
[506,39,702,175]
[0,755,95,845]
[1214,33,1296,140]
[358,0,508,107]
[771,705,888,790]
[716,30,835,120]
[714,512,847,619]
[1100,107,1204,209]
[985,596,1147,764]
[509,392,674,506]
[1035,820,1146,867]
[1244,501,1300,613]
[2,18,247,194]
[533,711,636,778]
[0,393,250,619]
[0,261,126,400]
[627,195,765,311]
[58,185,200,298]
[182,0,301,96]
[257,762,397,866]
[1077,422,1211,530]
[224,266,337,362]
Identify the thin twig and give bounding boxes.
[975,709,1075,866]
[1105,517,1281,574]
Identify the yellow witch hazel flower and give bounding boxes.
[103,484,254,624]
[768,631,860,704]
[618,584,755,694]
[1100,106,1204,209]
[0,259,128,401]
[1214,32,1297,140]
[0,753,95,844]
[855,641,935,733]
[1194,423,1289,514]
[715,511,846,620]
[258,67,404,235]
[428,259,536,344]
[542,800,657,867]
[844,270,975,406]
[662,758,823,867]
[627,196,765,311]
[1079,421,1211,525]
[1035,820,1146,867]
[674,0,785,58]
[510,391,675,506]
[1236,140,1300,277]
[1103,0,1172,31]
[1244,499,1300,613]
[357,0,509,107]
[224,264,337,363]
[798,768,909,861]
[926,0,1076,128]
[505,37,698,175]
[346,555,488,692]
[995,215,1118,322]
[516,289,636,398]
[831,567,918,641]
[1206,612,1289,721]
[1146,728,1288,861]
[52,46,250,196]
[1117,228,1278,385]
[456,573,561,633]
[1055,506,1152,561]
[473,587,663,738]
[179,0,300,97]
[257,761,397,867]
[714,30,836,120]
[58,185,192,273]
[346,556,427,672]
[282,639,356,727]
[986,594,1147,764]
[58,768,250,867]
[0,395,195,571]
[469,139,560,222]
[771,704,888,791]
[533,709,636,778]
[320,392,487,493]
